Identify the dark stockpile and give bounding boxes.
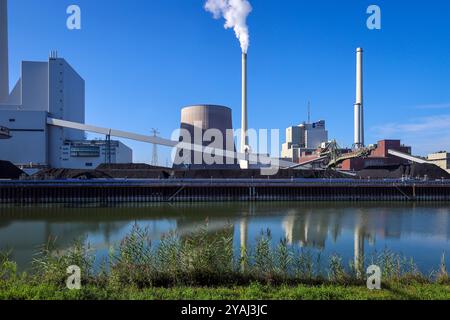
[31,163,350,180]
[33,169,112,180]
[172,168,349,179]
[97,163,169,170]
[97,163,173,179]
[0,160,25,179]
[97,164,350,179]
[358,163,450,180]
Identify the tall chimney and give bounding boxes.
[0,0,9,104]
[354,48,364,149]
[241,52,248,154]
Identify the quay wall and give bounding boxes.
[1,180,450,204]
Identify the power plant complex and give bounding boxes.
[0,0,449,189]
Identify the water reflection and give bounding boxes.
[0,202,449,272]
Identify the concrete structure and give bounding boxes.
[173,105,237,169]
[61,140,132,169]
[354,48,365,149]
[3,179,450,204]
[0,0,8,103]
[0,0,132,169]
[281,120,329,163]
[428,152,450,173]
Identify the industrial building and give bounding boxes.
[428,152,450,174]
[281,120,329,163]
[341,140,412,171]
[61,140,132,170]
[0,0,132,169]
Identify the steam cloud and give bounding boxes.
[204,0,252,53]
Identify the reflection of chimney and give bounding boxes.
[0,0,9,103]
[354,226,365,278]
[354,48,364,149]
[240,217,248,272]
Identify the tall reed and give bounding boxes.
[1,226,446,288]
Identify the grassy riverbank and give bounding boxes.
[1,281,449,300]
[1,226,449,300]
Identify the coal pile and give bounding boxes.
[173,168,349,179]
[96,164,350,180]
[31,162,351,180]
[97,163,168,170]
[33,169,112,180]
[358,163,450,180]
[97,163,173,179]
[0,161,25,179]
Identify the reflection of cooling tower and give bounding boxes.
[173,105,237,169]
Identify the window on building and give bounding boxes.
[70,145,100,158]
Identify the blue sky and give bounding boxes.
[7,0,450,163]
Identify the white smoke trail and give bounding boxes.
[204,0,253,53]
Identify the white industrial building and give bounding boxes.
[61,140,132,170]
[0,0,132,169]
[281,120,329,163]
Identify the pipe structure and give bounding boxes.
[0,0,9,103]
[354,48,364,149]
[46,117,300,169]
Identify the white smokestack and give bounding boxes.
[0,0,9,104]
[205,0,253,166]
[241,52,248,154]
[354,48,364,149]
[204,0,252,53]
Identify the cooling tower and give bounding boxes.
[173,105,237,169]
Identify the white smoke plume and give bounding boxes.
[204,0,253,53]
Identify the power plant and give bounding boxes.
[0,0,448,185]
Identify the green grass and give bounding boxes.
[1,281,449,300]
[0,225,449,300]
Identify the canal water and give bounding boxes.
[0,202,449,273]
